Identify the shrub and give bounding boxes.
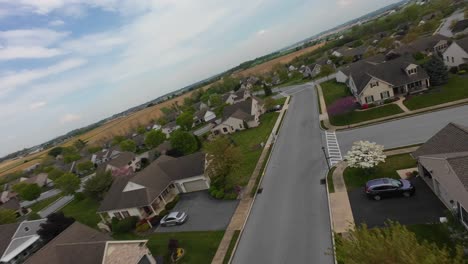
[361,104,369,110]
[458,70,466,75]
[164,195,180,211]
[111,216,138,234]
[27,212,41,220]
[215,190,225,199]
[368,103,376,108]
[459,63,468,71]
[412,52,424,61]
[136,222,150,233]
[223,192,238,200]
[449,66,458,74]
[74,192,85,201]
[158,210,169,217]
[150,216,162,226]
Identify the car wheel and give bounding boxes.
[373,195,381,201]
[403,192,411,197]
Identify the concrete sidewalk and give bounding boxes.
[211,97,290,264]
[317,83,468,131]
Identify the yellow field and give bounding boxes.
[0,44,323,177]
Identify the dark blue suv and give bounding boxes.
[365,178,415,200]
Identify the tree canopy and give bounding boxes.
[76,161,95,174]
[83,171,113,201]
[0,208,17,224]
[48,168,65,181]
[13,182,41,201]
[169,130,198,155]
[176,112,194,131]
[54,173,80,195]
[336,221,466,264]
[112,135,126,146]
[119,139,136,152]
[38,212,75,242]
[144,130,166,149]
[344,141,386,170]
[424,55,448,86]
[48,147,63,157]
[204,136,242,187]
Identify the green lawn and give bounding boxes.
[320,80,351,107]
[61,197,101,228]
[343,154,417,191]
[275,97,287,105]
[228,112,279,186]
[329,104,404,126]
[404,75,468,110]
[406,224,455,251]
[114,231,224,264]
[327,167,336,193]
[223,230,240,264]
[28,193,64,213]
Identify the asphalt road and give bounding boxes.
[232,84,333,264]
[436,9,464,37]
[337,104,468,154]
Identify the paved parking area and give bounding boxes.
[156,191,239,233]
[348,177,446,228]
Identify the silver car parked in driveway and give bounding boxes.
[160,212,188,227]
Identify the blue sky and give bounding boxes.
[0,0,399,156]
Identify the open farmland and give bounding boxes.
[232,42,325,77]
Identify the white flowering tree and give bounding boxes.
[344,141,386,172]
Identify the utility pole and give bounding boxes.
[321,146,331,170]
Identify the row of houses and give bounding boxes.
[0,220,157,264]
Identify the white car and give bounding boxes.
[160,212,188,227]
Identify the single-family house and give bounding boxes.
[91,147,121,165]
[211,97,265,135]
[25,222,157,264]
[0,219,47,263]
[0,191,17,204]
[412,123,468,229]
[155,141,172,155]
[23,163,40,173]
[239,76,260,90]
[338,56,430,105]
[100,151,141,177]
[392,34,449,56]
[222,88,251,105]
[452,19,468,36]
[332,45,369,62]
[9,173,51,190]
[97,152,209,223]
[193,109,216,125]
[193,101,209,111]
[161,121,180,138]
[132,134,145,149]
[442,36,468,68]
[0,197,26,217]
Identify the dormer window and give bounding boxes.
[370,81,379,88]
[407,68,417,75]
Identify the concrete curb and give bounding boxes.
[226,96,291,264]
[325,167,338,264]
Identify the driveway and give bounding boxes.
[436,9,465,37]
[156,191,238,233]
[348,177,446,228]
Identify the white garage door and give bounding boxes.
[183,179,208,192]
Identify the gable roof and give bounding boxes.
[452,19,468,33]
[223,99,253,120]
[0,197,20,211]
[25,222,112,264]
[107,151,135,168]
[453,36,468,53]
[0,223,20,260]
[413,123,468,158]
[446,153,468,191]
[99,152,206,212]
[395,34,449,54]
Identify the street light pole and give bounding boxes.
[321,146,331,170]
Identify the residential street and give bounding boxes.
[337,104,468,154]
[232,84,333,264]
[435,9,465,37]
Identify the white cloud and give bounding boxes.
[257,29,267,35]
[337,0,353,7]
[60,113,81,124]
[0,46,63,60]
[48,19,65,26]
[0,58,87,97]
[29,101,47,109]
[0,28,68,47]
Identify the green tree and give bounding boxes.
[14,183,41,201]
[73,139,87,150]
[48,147,63,157]
[160,107,173,115]
[0,209,16,224]
[264,97,276,111]
[424,55,448,86]
[76,161,95,174]
[54,173,80,195]
[272,63,288,81]
[157,116,168,126]
[144,130,166,149]
[320,64,335,77]
[205,136,242,187]
[119,139,136,152]
[176,112,194,131]
[136,126,146,135]
[336,222,466,264]
[170,130,198,155]
[87,146,102,154]
[83,171,113,200]
[263,86,272,96]
[63,153,81,164]
[48,168,65,181]
[209,94,222,107]
[112,135,126,146]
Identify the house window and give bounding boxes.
[407,68,417,75]
[380,91,390,99]
[446,56,449,62]
[121,211,130,218]
[460,204,468,228]
[222,127,228,133]
[365,96,374,103]
[452,57,454,63]
[370,81,379,88]
[113,212,123,220]
[169,184,175,189]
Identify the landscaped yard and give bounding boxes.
[227,112,279,186]
[321,80,404,126]
[404,75,468,110]
[61,197,101,228]
[329,104,404,126]
[28,193,64,213]
[223,230,240,264]
[406,223,455,251]
[114,231,224,264]
[343,153,417,191]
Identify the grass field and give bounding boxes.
[114,231,225,264]
[228,112,279,187]
[28,193,64,213]
[232,43,325,77]
[403,75,468,110]
[223,230,240,264]
[406,223,454,251]
[330,104,404,126]
[321,80,351,106]
[343,154,417,191]
[61,197,101,228]
[327,167,336,193]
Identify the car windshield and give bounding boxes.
[390,179,403,187]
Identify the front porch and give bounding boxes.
[392,79,430,96]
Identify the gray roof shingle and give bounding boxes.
[413,123,468,158]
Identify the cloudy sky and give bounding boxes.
[0,0,399,156]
